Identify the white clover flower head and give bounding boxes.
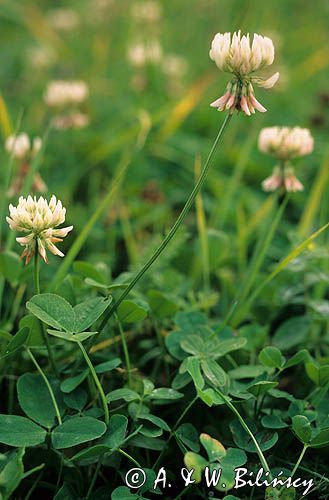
[259,127,313,193]
[7,195,73,264]
[5,133,42,161]
[258,126,314,160]
[209,30,279,116]
[44,80,89,107]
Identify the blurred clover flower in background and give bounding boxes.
[130,1,162,23]
[209,30,279,115]
[44,81,89,107]
[5,133,46,195]
[7,195,73,264]
[259,126,314,192]
[47,8,80,32]
[127,40,163,68]
[26,45,57,70]
[44,80,89,129]
[5,133,41,161]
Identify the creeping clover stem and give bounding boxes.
[90,113,233,348]
[34,242,58,377]
[77,340,109,425]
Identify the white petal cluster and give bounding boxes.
[44,80,89,107]
[5,133,42,161]
[7,195,73,264]
[210,31,275,75]
[209,31,279,116]
[258,127,314,159]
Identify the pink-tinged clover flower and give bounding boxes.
[259,126,314,192]
[7,195,73,264]
[209,31,279,116]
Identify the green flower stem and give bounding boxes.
[118,448,142,468]
[33,247,58,377]
[26,347,62,425]
[77,340,109,425]
[34,247,40,295]
[277,444,309,497]
[114,313,132,388]
[92,113,233,348]
[290,444,309,478]
[214,388,272,479]
[153,395,198,471]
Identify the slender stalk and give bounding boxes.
[277,444,309,497]
[194,155,210,291]
[153,395,198,471]
[214,388,272,478]
[77,340,109,425]
[34,248,40,294]
[86,457,103,500]
[92,114,233,348]
[290,444,308,478]
[114,313,132,388]
[118,448,142,468]
[26,348,62,425]
[33,246,58,377]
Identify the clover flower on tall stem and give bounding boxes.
[209,31,279,115]
[7,195,73,264]
[6,195,71,377]
[90,28,278,350]
[259,127,314,192]
[5,133,47,196]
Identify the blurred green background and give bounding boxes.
[0,0,328,290]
